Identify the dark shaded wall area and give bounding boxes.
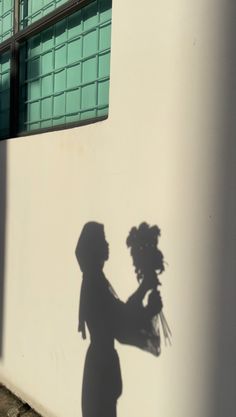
[0,139,6,358]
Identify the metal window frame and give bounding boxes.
[0,0,108,140]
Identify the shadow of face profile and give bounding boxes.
[75,222,109,273]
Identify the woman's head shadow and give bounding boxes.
[75,221,109,274]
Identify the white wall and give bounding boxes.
[0,1,235,417]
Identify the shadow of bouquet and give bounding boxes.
[127,222,172,348]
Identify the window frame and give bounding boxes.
[0,0,108,140]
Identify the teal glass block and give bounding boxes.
[98,79,109,105]
[83,30,98,57]
[68,11,82,39]
[55,45,66,69]
[43,4,54,15]
[99,23,111,50]
[31,1,43,14]
[83,57,97,83]
[83,2,99,30]
[42,74,53,95]
[52,116,64,125]
[81,84,96,109]
[53,93,65,117]
[42,28,54,52]
[67,64,81,89]
[41,119,52,128]
[1,57,9,72]
[0,0,13,42]
[66,89,80,114]
[3,0,12,13]
[28,35,41,58]
[66,114,79,124]
[98,52,110,77]
[2,13,11,32]
[20,0,68,28]
[19,0,112,134]
[67,38,82,64]
[29,122,40,131]
[30,12,41,24]
[41,97,52,118]
[97,107,108,117]
[2,71,9,88]
[0,49,10,139]
[99,0,112,22]
[42,51,53,73]
[29,80,41,100]
[81,109,96,120]
[28,58,40,79]
[29,101,40,122]
[54,69,66,93]
[55,19,67,45]
[56,0,67,7]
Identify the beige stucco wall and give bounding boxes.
[0,1,235,417]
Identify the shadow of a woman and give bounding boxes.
[75,222,163,417]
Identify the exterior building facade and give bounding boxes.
[0,1,235,417]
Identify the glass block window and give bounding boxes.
[20,0,68,28]
[0,0,14,42]
[0,0,111,139]
[19,0,112,132]
[0,50,10,139]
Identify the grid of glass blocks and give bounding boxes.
[0,50,10,139]
[20,0,69,28]
[19,0,112,132]
[0,0,14,42]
